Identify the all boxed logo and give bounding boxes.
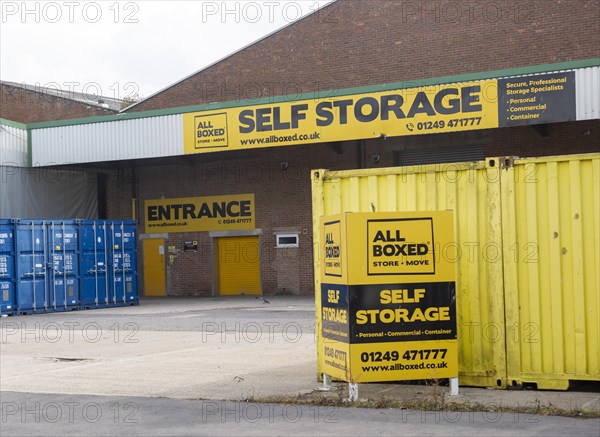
[323,219,343,278]
[367,218,435,275]
[194,112,228,149]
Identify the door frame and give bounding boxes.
[209,229,263,297]
[141,234,167,297]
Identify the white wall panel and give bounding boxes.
[576,66,600,121]
[31,114,184,167]
[0,123,27,167]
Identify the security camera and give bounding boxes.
[371,154,381,164]
[280,161,289,170]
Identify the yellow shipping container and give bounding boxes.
[312,153,600,389]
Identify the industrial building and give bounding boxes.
[2,0,598,298]
[2,0,599,390]
[0,81,117,218]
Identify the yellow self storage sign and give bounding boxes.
[319,211,457,383]
[144,194,255,234]
[184,80,498,154]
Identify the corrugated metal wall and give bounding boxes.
[312,161,507,388]
[576,66,600,121]
[31,114,184,166]
[312,153,600,389]
[502,154,600,389]
[0,123,27,167]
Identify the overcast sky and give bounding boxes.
[0,1,333,101]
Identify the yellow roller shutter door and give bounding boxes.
[216,236,261,295]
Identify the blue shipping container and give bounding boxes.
[109,221,138,306]
[0,219,16,314]
[78,220,139,308]
[4,218,139,315]
[79,220,111,308]
[47,221,80,311]
[15,220,49,313]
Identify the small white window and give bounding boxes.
[276,233,299,248]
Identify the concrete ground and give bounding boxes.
[1,296,599,416]
[3,392,599,437]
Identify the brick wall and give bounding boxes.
[0,83,116,123]
[104,167,135,220]
[133,141,359,296]
[128,0,600,112]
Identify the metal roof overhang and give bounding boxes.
[25,59,600,168]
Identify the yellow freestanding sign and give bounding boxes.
[319,211,457,383]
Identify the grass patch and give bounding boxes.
[252,384,599,419]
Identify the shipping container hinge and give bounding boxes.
[500,156,515,169]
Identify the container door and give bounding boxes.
[143,239,165,297]
[15,221,48,313]
[312,160,507,388]
[112,221,138,304]
[79,221,110,307]
[0,220,15,314]
[215,236,261,296]
[47,221,79,310]
[501,155,600,389]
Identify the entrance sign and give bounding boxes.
[144,194,255,234]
